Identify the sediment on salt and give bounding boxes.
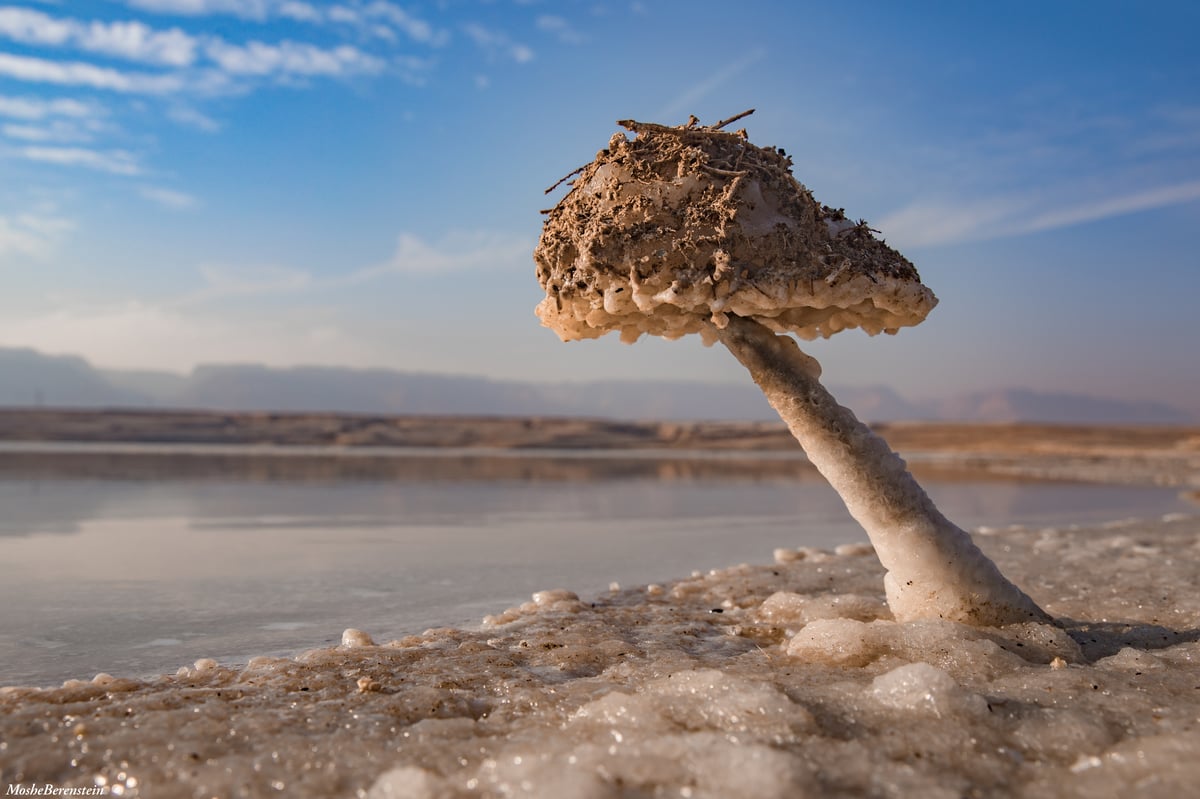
[2,515,1199,798]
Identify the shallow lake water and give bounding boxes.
[0,445,1192,688]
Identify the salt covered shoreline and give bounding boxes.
[2,424,1197,796]
[2,508,1198,798]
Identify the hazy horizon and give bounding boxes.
[1,344,1195,424]
[1,2,1197,418]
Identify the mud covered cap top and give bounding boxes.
[534,111,938,343]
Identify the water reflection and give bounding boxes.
[0,447,1192,688]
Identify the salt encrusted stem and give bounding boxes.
[717,316,1050,626]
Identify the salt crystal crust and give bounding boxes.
[716,316,1049,626]
[4,518,1199,798]
[535,119,938,343]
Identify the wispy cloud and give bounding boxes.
[0,1,571,184]
[316,2,446,45]
[0,211,73,259]
[205,39,384,78]
[277,2,321,23]
[1130,104,1200,157]
[2,119,96,143]
[0,52,185,93]
[0,6,198,66]
[124,0,446,45]
[462,23,534,64]
[19,145,141,175]
[364,2,445,45]
[0,225,534,371]
[166,103,220,131]
[354,231,534,280]
[1022,180,1200,233]
[877,179,1200,248]
[0,6,72,45]
[81,18,196,67]
[124,0,276,19]
[192,263,310,298]
[0,95,98,120]
[140,185,198,208]
[658,47,767,121]
[0,4,435,95]
[165,229,527,308]
[0,94,108,144]
[154,228,532,311]
[874,200,1020,248]
[0,300,381,373]
[0,218,49,259]
[535,15,584,45]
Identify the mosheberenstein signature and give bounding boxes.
[6,786,109,796]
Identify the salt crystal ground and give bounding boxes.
[2,511,1198,798]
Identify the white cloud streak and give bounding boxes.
[0,37,389,96]
[205,39,384,77]
[0,227,542,372]
[658,47,766,120]
[0,4,429,98]
[463,23,534,64]
[536,15,584,45]
[0,301,380,373]
[124,0,445,45]
[2,120,94,143]
[19,145,141,175]
[166,104,220,131]
[277,2,321,23]
[154,230,531,309]
[0,52,185,93]
[81,18,197,66]
[169,230,526,308]
[0,6,198,66]
[0,6,71,45]
[0,1,535,184]
[192,263,310,299]
[878,179,1200,248]
[0,94,97,120]
[1021,181,1200,233]
[875,201,1019,249]
[140,185,198,208]
[354,231,534,280]
[0,218,50,259]
[0,211,73,259]
[124,0,275,19]
[363,2,443,45]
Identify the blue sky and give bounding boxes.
[1,1,1198,415]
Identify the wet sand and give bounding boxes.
[1,412,1198,797]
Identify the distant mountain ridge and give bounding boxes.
[0,347,1192,424]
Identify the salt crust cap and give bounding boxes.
[535,116,938,343]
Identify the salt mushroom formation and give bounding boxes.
[535,111,1048,626]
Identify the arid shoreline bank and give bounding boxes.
[0,408,1197,488]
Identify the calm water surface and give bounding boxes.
[0,447,1192,687]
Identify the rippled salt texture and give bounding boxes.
[2,515,1199,798]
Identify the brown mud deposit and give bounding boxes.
[534,115,935,343]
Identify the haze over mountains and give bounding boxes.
[0,347,1192,425]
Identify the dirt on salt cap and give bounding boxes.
[534,111,1045,627]
[534,109,938,344]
